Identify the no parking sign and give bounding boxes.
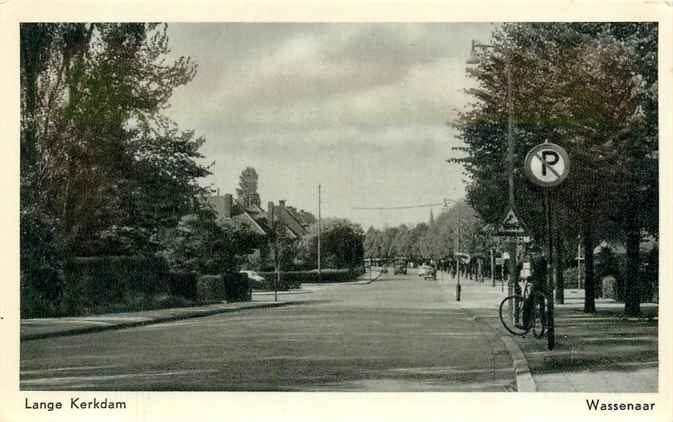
[524,142,570,187]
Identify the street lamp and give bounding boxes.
[466,39,518,312]
[441,197,463,301]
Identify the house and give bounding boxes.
[592,237,658,258]
[207,193,311,270]
[207,193,270,236]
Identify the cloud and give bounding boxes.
[164,23,493,228]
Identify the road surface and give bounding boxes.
[21,271,515,391]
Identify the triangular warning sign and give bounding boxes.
[497,206,528,235]
[502,209,520,227]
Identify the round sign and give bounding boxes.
[524,142,570,187]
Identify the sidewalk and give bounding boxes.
[438,272,658,392]
[20,296,301,341]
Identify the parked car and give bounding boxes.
[394,264,407,275]
[240,270,265,289]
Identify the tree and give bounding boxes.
[363,226,382,258]
[20,23,208,305]
[161,208,264,274]
[391,225,413,258]
[301,219,364,270]
[361,201,483,266]
[455,23,657,313]
[236,167,261,208]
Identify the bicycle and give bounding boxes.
[499,278,551,339]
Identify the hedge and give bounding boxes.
[21,267,63,318]
[61,256,169,316]
[257,268,364,290]
[167,271,199,301]
[256,272,301,291]
[196,274,227,302]
[197,273,251,302]
[24,256,255,318]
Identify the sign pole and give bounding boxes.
[508,240,517,325]
[544,188,555,350]
[490,248,495,287]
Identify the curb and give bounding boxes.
[253,289,314,296]
[453,290,537,393]
[500,334,537,392]
[21,301,299,342]
[355,270,384,285]
[461,306,537,393]
[469,312,537,392]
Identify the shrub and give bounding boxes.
[223,273,251,302]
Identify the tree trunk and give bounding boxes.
[554,229,564,304]
[583,220,595,313]
[624,226,641,316]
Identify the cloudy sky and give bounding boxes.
[165,23,495,229]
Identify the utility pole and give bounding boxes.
[318,184,321,283]
[272,204,280,303]
[275,234,279,303]
[576,235,583,289]
[505,47,518,321]
[456,206,462,301]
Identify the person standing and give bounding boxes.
[523,250,547,329]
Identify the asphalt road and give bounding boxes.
[20,271,515,391]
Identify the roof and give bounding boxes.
[206,194,307,239]
[231,199,270,235]
[276,206,308,238]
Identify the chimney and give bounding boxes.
[223,193,233,219]
[279,200,286,209]
[267,201,275,223]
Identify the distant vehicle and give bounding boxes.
[393,257,408,275]
[417,265,431,277]
[423,267,437,280]
[418,264,436,280]
[240,270,265,289]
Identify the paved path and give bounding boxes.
[20,272,515,391]
[439,273,659,392]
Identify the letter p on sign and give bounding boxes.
[524,142,570,187]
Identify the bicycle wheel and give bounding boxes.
[499,295,529,336]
